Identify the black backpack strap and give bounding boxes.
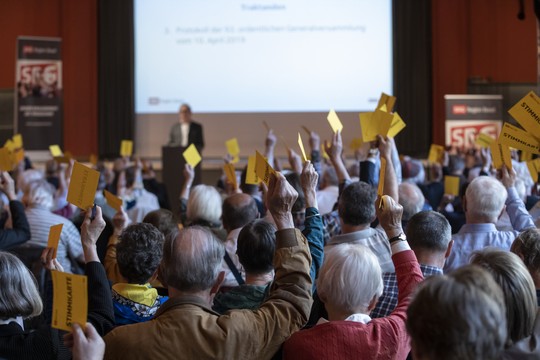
[224,251,245,285]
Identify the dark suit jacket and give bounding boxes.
[169,121,204,151]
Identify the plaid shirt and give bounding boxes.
[371,264,442,319]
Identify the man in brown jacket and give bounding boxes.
[104,172,313,360]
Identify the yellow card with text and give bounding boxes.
[527,158,540,183]
[428,144,445,163]
[12,134,23,149]
[508,91,540,140]
[182,144,202,168]
[498,122,540,155]
[475,132,495,148]
[376,92,397,113]
[0,147,12,171]
[377,157,387,197]
[444,176,460,196]
[223,163,237,189]
[225,138,240,158]
[104,190,123,212]
[67,162,100,210]
[47,224,63,259]
[387,112,406,138]
[298,133,307,162]
[49,145,63,157]
[120,140,133,157]
[490,141,512,170]
[327,109,343,133]
[245,155,259,185]
[51,270,87,332]
[255,150,275,185]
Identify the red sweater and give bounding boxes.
[283,250,423,360]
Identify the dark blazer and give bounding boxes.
[0,200,31,250]
[168,121,204,151]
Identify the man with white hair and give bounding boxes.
[22,179,83,273]
[444,167,536,272]
[104,172,313,359]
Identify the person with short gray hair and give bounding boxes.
[104,171,313,359]
[398,182,425,228]
[444,167,535,272]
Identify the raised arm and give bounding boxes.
[378,135,399,203]
[325,131,351,186]
[219,171,313,359]
[500,165,535,231]
[301,161,324,290]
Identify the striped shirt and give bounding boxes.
[25,205,83,273]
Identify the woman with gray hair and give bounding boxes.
[0,208,114,359]
[283,195,424,359]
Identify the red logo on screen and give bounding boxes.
[449,124,498,148]
[452,105,467,114]
[22,46,33,54]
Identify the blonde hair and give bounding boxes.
[0,252,43,319]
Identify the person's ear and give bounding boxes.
[210,271,225,295]
[445,239,454,259]
[367,295,378,312]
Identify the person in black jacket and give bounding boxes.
[0,206,114,360]
[0,171,31,250]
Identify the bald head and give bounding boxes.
[160,226,225,292]
[398,182,425,222]
[222,193,258,232]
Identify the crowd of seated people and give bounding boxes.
[0,122,539,360]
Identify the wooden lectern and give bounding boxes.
[162,146,202,216]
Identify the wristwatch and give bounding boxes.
[389,233,407,246]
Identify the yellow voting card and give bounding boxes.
[51,270,87,332]
[0,147,12,171]
[475,132,495,148]
[12,134,23,149]
[350,138,364,151]
[377,157,386,197]
[508,91,540,141]
[182,144,202,168]
[47,224,63,259]
[327,109,343,133]
[67,162,100,210]
[120,140,133,157]
[498,122,540,155]
[521,151,533,162]
[527,158,540,183]
[360,110,392,142]
[444,176,460,196]
[223,163,237,189]
[321,144,329,160]
[104,190,123,212]
[13,149,25,167]
[4,140,15,152]
[387,112,406,138]
[428,144,445,164]
[298,133,307,162]
[245,155,259,185]
[376,92,397,113]
[490,142,512,170]
[225,138,240,157]
[49,145,63,157]
[255,150,275,185]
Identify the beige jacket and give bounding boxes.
[104,228,313,360]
